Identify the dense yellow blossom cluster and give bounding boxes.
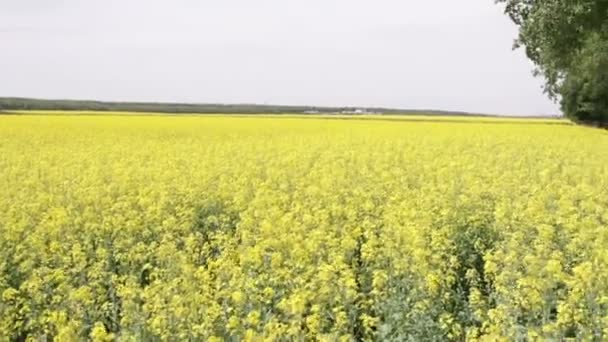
[0,115,606,341]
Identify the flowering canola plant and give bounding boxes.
[0,115,607,341]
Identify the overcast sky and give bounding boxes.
[0,0,560,116]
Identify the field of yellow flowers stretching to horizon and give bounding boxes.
[1,114,607,341]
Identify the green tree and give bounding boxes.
[497,0,608,123]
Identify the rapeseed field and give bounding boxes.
[1,115,607,341]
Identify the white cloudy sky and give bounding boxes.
[0,0,560,116]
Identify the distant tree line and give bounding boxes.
[0,97,485,117]
[0,97,336,114]
[498,0,608,125]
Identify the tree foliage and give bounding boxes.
[498,0,608,123]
